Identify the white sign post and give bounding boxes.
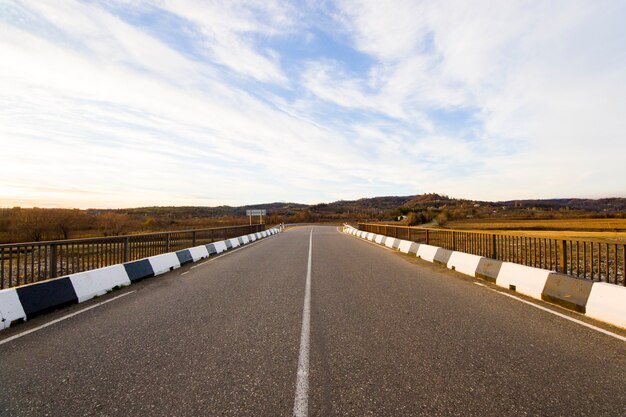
[246,209,266,225]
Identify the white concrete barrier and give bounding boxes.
[214,241,228,253]
[248,234,257,242]
[228,238,240,248]
[374,235,385,244]
[241,235,250,244]
[0,289,26,329]
[416,244,440,262]
[585,283,626,329]
[495,262,551,299]
[367,233,375,241]
[188,245,210,262]
[384,237,397,248]
[148,253,181,275]
[398,240,419,254]
[447,252,483,277]
[69,265,131,303]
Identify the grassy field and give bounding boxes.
[444,218,626,242]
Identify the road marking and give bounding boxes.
[473,282,626,342]
[293,228,313,417]
[0,291,136,346]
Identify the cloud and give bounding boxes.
[151,0,294,84]
[0,0,625,209]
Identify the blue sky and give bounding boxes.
[1,0,625,208]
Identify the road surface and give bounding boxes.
[1,226,625,416]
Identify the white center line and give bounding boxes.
[473,282,626,342]
[0,291,136,346]
[293,228,313,417]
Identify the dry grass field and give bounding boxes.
[445,218,626,242]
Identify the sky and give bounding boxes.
[1,0,625,209]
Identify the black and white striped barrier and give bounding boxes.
[0,225,284,330]
[343,225,625,329]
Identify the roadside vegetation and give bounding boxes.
[2,193,625,244]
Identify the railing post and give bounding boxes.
[452,231,456,251]
[123,237,129,263]
[560,240,568,274]
[426,229,430,245]
[192,231,197,247]
[166,233,171,253]
[49,244,58,279]
[224,228,228,240]
[491,234,497,259]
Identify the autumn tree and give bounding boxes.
[98,212,132,236]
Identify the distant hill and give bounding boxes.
[99,194,626,220]
[3,194,625,243]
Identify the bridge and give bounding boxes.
[1,226,625,416]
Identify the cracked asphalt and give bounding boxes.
[0,226,624,416]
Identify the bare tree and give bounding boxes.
[98,212,132,236]
[11,208,52,242]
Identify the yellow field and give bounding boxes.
[445,218,626,242]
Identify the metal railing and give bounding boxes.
[358,223,625,286]
[0,224,265,289]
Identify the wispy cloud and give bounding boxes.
[0,0,624,208]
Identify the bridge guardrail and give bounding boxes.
[0,224,265,289]
[357,223,625,286]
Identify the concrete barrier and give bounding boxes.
[367,233,375,241]
[475,258,503,283]
[433,248,453,265]
[495,263,552,299]
[175,249,193,266]
[0,289,26,330]
[416,244,439,262]
[447,252,483,277]
[213,241,228,253]
[148,253,181,276]
[228,238,241,248]
[398,240,419,254]
[188,245,210,262]
[69,265,131,303]
[374,235,385,244]
[124,259,154,282]
[541,273,593,313]
[16,277,78,319]
[384,237,399,249]
[585,283,626,328]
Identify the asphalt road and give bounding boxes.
[0,226,625,416]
